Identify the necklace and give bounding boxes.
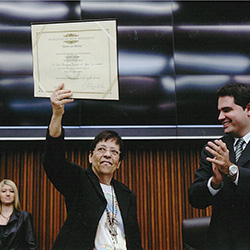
[0,212,10,220]
[105,186,118,240]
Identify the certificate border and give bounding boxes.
[31,18,119,100]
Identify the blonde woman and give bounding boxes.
[0,179,36,249]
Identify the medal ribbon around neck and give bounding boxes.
[105,186,118,243]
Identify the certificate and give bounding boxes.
[31,19,119,100]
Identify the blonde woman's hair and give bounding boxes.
[0,179,22,212]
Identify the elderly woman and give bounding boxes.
[0,179,36,249]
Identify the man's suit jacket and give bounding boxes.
[42,130,143,250]
[189,135,250,250]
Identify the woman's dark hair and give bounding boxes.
[89,130,124,161]
[217,83,250,110]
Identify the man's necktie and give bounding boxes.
[235,138,245,162]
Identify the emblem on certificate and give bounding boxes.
[31,19,119,100]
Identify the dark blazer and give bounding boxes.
[42,130,143,250]
[0,209,36,250]
[189,135,250,250]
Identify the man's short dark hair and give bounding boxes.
[217,83,250,110]
[89,130,124,161]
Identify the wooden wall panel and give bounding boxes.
[0,141,212,250]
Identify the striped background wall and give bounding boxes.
[0,140,212,250]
